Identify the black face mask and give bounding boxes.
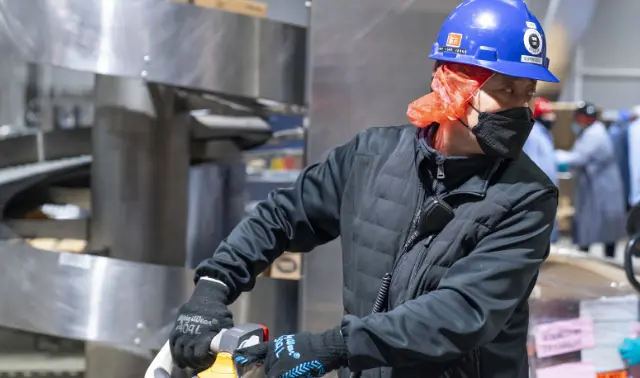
[538,119,555,130]
[464,106,534,159]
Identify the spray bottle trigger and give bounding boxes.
[259,324,269,341]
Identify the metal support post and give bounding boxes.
[85,75,190,378]
[573,45,585,101]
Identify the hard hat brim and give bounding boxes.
[430,54,560,83]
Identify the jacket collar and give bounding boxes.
[413,125,503,198]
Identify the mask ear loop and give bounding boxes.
[458,92,481,129]
[457,74,494,129]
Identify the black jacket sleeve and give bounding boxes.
[195,134,360,302]
[341,188,557,370]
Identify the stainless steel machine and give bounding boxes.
[0,1,306,377]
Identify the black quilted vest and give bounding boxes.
[338,126,535,378]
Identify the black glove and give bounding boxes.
[169,279,234,369]
[233,326,348,378]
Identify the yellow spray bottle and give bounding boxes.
[198,324,268,378]
[144,324,267,378]
[197,352,237,378]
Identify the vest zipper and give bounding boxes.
[407,158,442,287]
[391,193,424,270]
[388,204,423,288]
[387,184,425,308]
[349,273,393,378]
[389,156,444,306]
[466,347,482,377]
[434,156,444,194]
[407,234,435,285]
[436,159,445,180]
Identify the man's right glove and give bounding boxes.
[169,279,234,369]
[233,326,348,377]
[620,337,640,366]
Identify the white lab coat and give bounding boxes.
[556,121,626,245]
[629,118,640,206]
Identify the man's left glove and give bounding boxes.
[233,326,348,377]
[169,279,234,369]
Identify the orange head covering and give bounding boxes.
[406,63,494,128]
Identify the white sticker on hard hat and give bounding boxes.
[523,29,543,55]
[526,21,537,30]
[521,55,543,65]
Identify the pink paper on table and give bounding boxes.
[534,318,596,358]
[631,322,640,338]
[536,362,597,378]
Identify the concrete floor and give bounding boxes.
[555,237,634,266]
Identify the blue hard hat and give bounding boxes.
[429,0,559,83]
[619,110,632,122]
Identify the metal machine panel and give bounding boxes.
[0,242,298,349]
[0,0,306,104]
[0,242,193,350]
[302,2,456,333]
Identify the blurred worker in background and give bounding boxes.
[169,1,559,377]
[523,97,559,242]
[629,106,640,208]
[556,102,626,258]
[608,109,635,209]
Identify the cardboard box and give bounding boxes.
[48,187,92,211]
[27,238,87,253]
[177,0,268,18]
[557,196,574,232]
[261,252,301,280]
[551,102,578,150]
[557,177,574,233]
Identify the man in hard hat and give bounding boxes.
[556,102,626,258]
[523,97,559,242]
[170,1,559,377]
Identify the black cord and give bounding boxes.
[349,273,392,378]
[625,235,640,293]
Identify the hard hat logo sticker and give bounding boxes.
[445,33,462,48]
[439,32,467,55]
[524,29,542,55]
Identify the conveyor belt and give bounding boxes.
[0,353,84,377]
[0,373,82,378]
[0,156,91,186]
[0,128,92,172]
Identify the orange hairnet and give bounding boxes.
[406,63,494,128]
